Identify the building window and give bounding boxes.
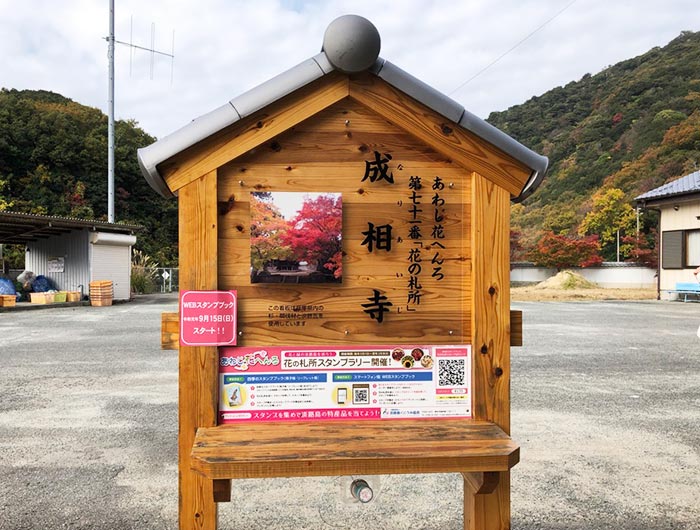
[662,230,684,269]
[662,229,700,269]
[687,230,700,267]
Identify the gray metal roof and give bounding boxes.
[138,15,547,203]
[635,170,700,203]
[0,211,142,244]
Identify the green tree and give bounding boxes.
[0,176,12,211]
[0,89,178,265]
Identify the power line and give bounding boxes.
[449,0,578,96]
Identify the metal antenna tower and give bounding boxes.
[106,0,174,223]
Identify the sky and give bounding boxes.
[1,0,700,140]
[267,192,340,220]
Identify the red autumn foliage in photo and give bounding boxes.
[280,194,343,278]
[250,193,342,281]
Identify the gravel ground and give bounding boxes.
[0,295,698,529]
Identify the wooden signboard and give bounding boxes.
[217,101,470,344]
[147,25,542,527]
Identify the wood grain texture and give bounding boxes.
[220,201,468,240]
[510,310,523,347]
[225,98,454,167]
[464,472,509,530]
[348,74,531,198]
[190,420,519,479]
[161,312,179,350]
[154,309,467,347]
[160,74,349,193]
[462,471,500,495]
[218,164,469,202]
[470,172,513,529]
[471,173,511,428]
[178,171,219,530]
[216,100,473,347]
[212,480,231,503]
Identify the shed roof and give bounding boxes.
[138,15,548,203]
[0,211,142,245]
[635,170,700,204]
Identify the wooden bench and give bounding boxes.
[165,312,522,509]
[191,419,518,504]
[667,282,700,302]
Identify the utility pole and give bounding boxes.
[106,1,174,223]
[107,0,115,223]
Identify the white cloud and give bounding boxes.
[1,0,699,139]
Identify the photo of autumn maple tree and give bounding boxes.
[250,192,342,283]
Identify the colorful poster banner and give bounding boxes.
[219,344,471,423]
[179,290,237,346]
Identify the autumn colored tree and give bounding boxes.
[527,231,603,269]
[280,194,343,279]
[250,193,292,273]
[579,188,636,261]
[623,228,658,268]
[510,229,527,262]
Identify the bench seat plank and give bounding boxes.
[191,419,519,479]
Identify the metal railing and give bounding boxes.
[154,267,179,293]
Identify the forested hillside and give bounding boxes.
[0,88,177,266]
[489,30,700,260]
[2,31,700,268]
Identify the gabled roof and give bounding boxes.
[635,170,700,204]
[0,211,142,244]
[138,15,548,203]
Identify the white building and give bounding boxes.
[0,212,140,301]
[636,170,700,298]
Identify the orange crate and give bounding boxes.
[89,280,113,288]
[91,298,113,307]
[66,291,81,302]
[0,295,16,307]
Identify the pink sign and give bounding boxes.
[179,290,237,346]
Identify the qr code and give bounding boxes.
[438,358,466,387]
[353,386,370,404]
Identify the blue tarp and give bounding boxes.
[32,275,56,293]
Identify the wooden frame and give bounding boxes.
[163,74,525,530]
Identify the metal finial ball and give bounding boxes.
[322,15,381,73]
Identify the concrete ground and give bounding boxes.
[0,295,698,529]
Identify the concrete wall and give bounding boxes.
[578,264,656,288]
[511,262,657,288]
[510,264,556,285]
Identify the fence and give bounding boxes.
[510,262,656,288]
[153,268,179,293]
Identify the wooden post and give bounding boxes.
[468,172,512,530]
[178,170,219,530]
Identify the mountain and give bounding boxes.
[3,31,700,267]
[487,30,700,254]
[0,88,177,266]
